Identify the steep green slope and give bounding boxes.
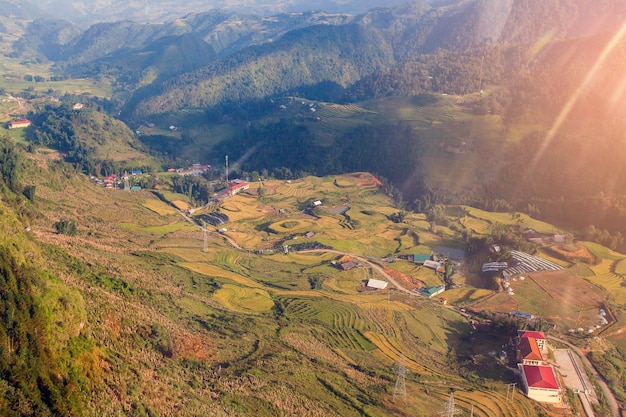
[0,139,94,416]
[28,104,157,173]
[127,23,394,118]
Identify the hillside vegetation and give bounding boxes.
[2,1,626,414]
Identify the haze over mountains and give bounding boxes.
[5,0,626,220]
[1,0,411,25]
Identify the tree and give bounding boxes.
[0,141,24,192]
[23,185,36,202]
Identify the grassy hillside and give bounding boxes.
[2,146,571,415]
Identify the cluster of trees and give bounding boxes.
[0,139,24,193]
[23,74,47,83]
[210,120,426,201]
[171,176,212,206]
[0,247,83,416]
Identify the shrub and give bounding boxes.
[54,219,77,236]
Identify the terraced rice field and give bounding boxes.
[220,198,269,222]
[180,262,263,288]
[462,206,557,233]
[614,258,626,276]
[213,283,274,313]
[171,200,190,211]
[272,181,316,198]
[140,222,195,234]
[143,199,178,215]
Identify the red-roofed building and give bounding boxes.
[518,330,547,349]
[228,181,249,196]
[8,119,31,129]
[518,364,561,403]
[517,337,545,366]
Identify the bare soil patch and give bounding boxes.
[470,270,607,331]
[529,270,605,306]
[547,242,597,264]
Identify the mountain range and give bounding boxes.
[0,0,411,26]
[3,1,626,416]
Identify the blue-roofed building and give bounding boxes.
[411,254,431,263]
[420,285,445,298]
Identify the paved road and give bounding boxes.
[549,336,619,417]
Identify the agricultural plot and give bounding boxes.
[267,218,316,234]
[471,270,607,331]
[180,262,263,289]
[462,206,557,233]
[585,242,626,301]
[443,287,493,305]
[213,283,274,313]
[139,222,196,235]
[143,199,178,216]
[220,196,270,222]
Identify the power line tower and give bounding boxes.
[439,391,462,417]
[392,358,408,403]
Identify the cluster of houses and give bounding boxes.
[516,330,562,404]
[172,163,212,176]
[89,172,142,191]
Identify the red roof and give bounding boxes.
[522,365,559,389]
[519,337,542,361]
[9,119,31,127]
[228,182,249,191]
[518,330,546,340]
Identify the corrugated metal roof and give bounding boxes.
[366,279,388,289]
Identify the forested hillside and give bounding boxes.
[126,24,394,117]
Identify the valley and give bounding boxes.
[1,0,626,415]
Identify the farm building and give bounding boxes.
[8,119,31,129]
[518,330,547,349]
[423,260,441,270]
[482,262,508,273]
[503,250,563,277]
[366,279,388,289]
[410,254,431,263]
[420,285,445,298]
[518,364,561,404]
[339,261,360,271]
